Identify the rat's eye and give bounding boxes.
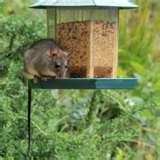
[65,66,68,69]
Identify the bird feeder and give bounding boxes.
[27,1,138,158]
[31,0,138,79]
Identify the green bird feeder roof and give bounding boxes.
[31,0,138,9]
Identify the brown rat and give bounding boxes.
[23,39,68,80]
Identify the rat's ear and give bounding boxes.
[64,51,69,56]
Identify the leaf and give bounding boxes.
[130,61,145,75]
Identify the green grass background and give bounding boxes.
[0,0,160,159]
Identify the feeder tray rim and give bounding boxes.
[31,78,138,90]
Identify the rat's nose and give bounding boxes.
[55,62,61,68]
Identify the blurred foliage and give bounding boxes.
[0,0,160,160]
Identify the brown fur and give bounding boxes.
[23,39,68,80]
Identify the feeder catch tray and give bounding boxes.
[31,78,138,89]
